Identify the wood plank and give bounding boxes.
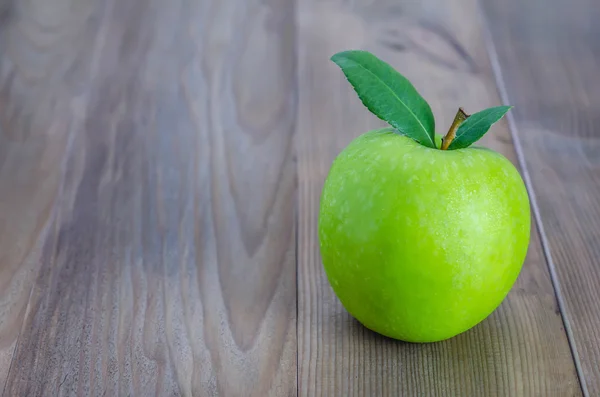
[0,0,87,387]
[481,0,600,394]
[296,0,581,395]
[2,0,297,395]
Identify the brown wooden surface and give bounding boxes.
[0,0,82,388]
[296,0,581,395]
[0,0,596,395]
[482,0,600,394]
[0,0,297,395]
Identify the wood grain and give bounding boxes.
[482,0,600,394]
[296,0,581,395]
[0,0,86,387]
[1,0,297,395]
[0,0,595,394]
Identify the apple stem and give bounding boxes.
[441,108,469,150]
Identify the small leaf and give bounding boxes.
[448,106,512,150]
[331,50,436,148]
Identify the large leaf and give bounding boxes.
[448,106,512,150]
[331,50,436,148]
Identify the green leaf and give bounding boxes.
[331,50,436,148]
[448,106,512,150]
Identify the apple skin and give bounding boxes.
[318,128,530,343]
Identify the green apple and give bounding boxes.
[319,50,530,342]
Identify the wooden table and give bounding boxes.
[0,0,597,395]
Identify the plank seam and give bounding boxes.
[294,0,300,394]
[295,188,300,397]
[479,8,589,397]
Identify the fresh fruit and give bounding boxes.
[318,50,530,342]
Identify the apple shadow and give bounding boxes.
[330,296,568,394]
